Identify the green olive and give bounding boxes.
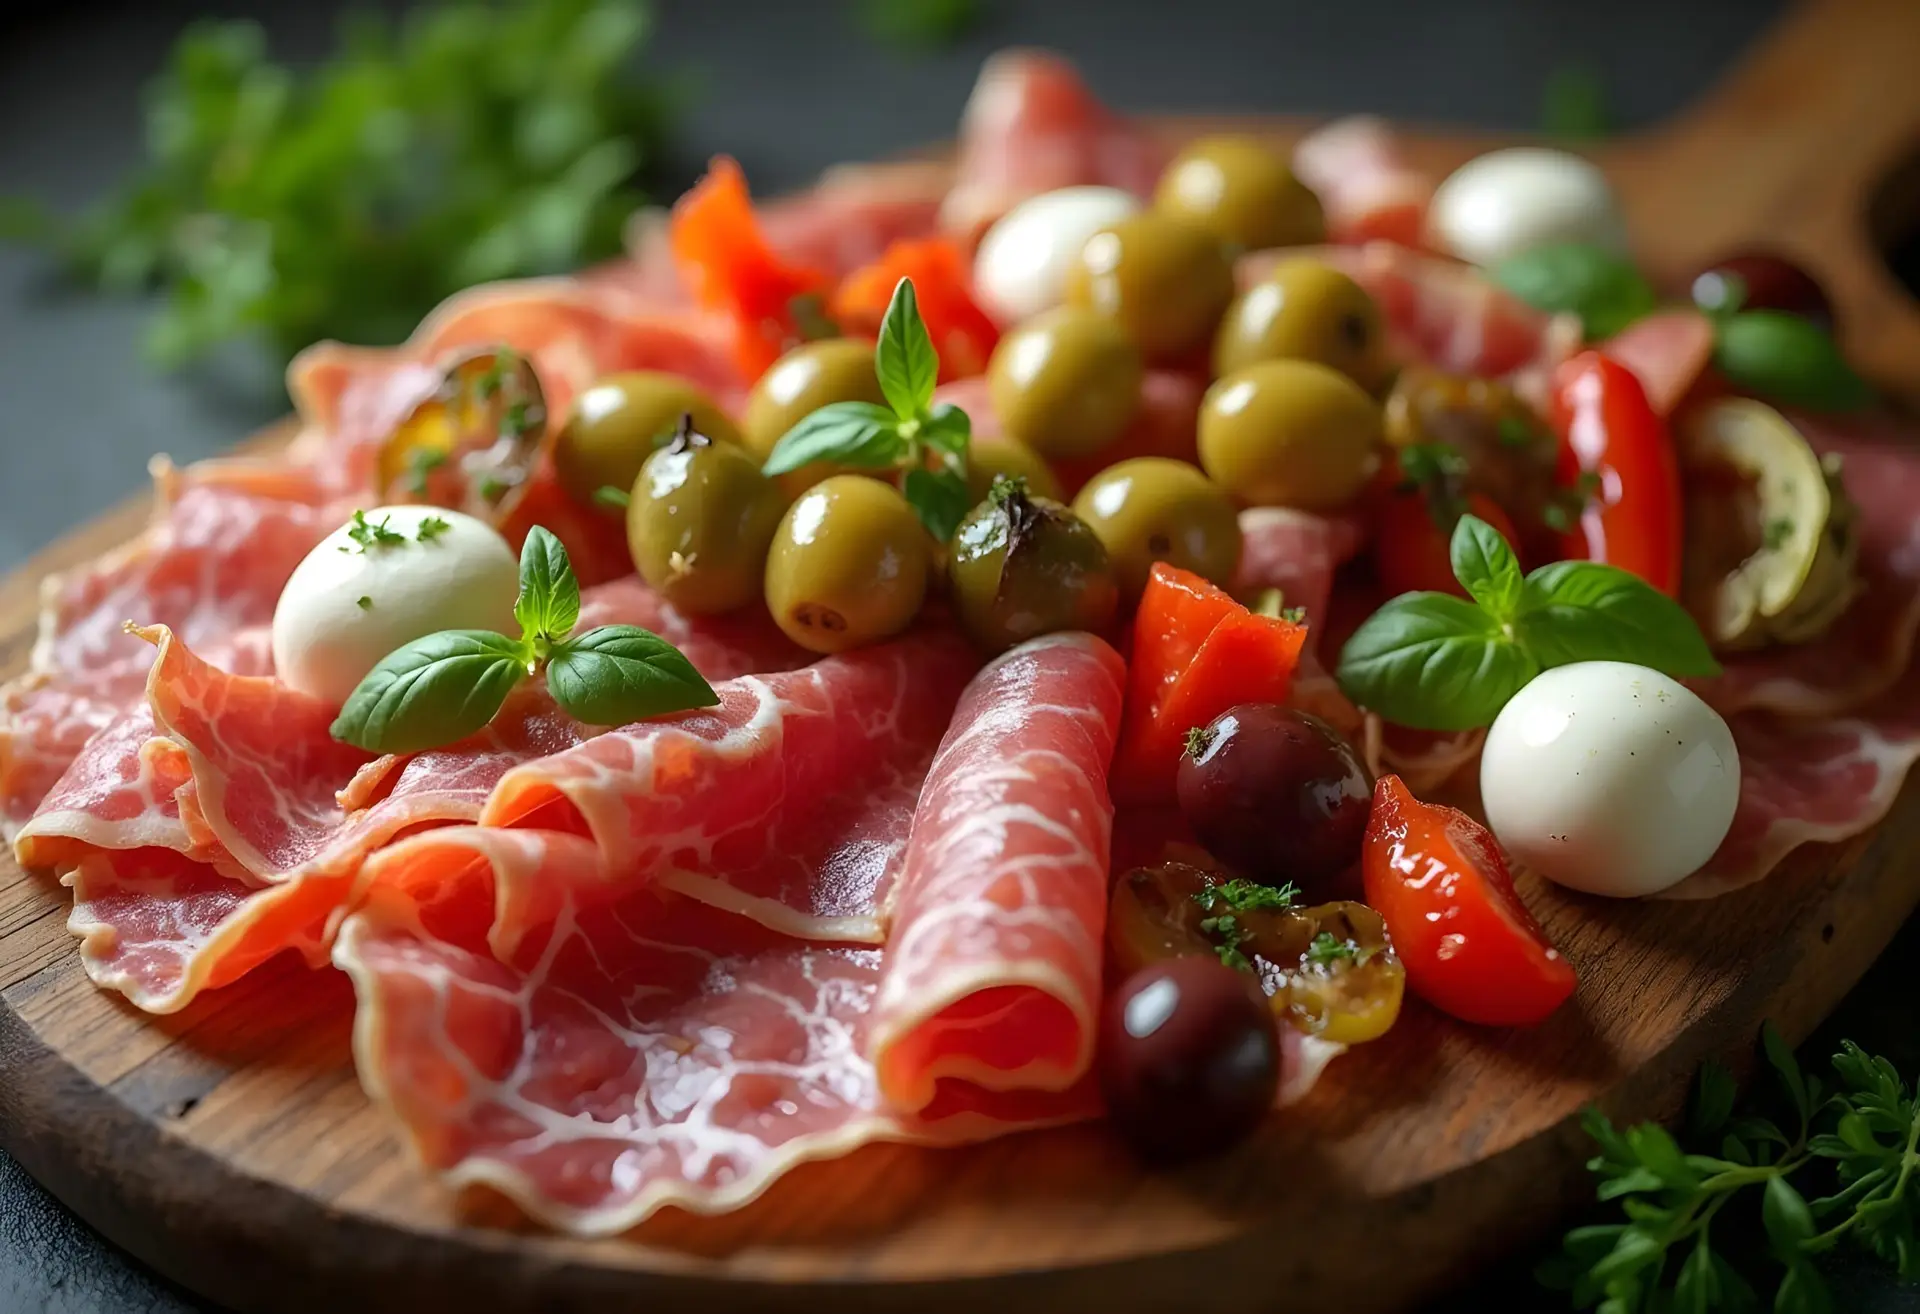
[1070,457,1242,599]
[1062,213,1236,365]
[948,481,1119,654]
[967,434,1063,504]
[742,339,888,496]
[986,307,1142,460]
[765,475,929,654]
[1213,257,1393,391]
[556,373,740,515]
[1154,135,1326,253]
[1198,359,1383,511]
[626,423,787,615]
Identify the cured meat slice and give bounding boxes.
[1668,659,1920,899]
[940,50,1165,242]
[1236,507,1369,631]
[871,633,1125,1109]
[1291,116,1434,249]
[0,476,337,836]
[1238,243,1581,400]
[482,629,978,943]
[1694,413,1920,719]
[334,828,1088,1236]
[1602,310,1717,415]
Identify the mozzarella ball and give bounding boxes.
[271,506,519,706]
[1479,662,1740,898]
[1427,147,1628,267]
[972,186,1142,324]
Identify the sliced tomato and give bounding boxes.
[830,237,1000,381]
[1374,488,1520,599]
[1111,564,1308,806]
[1361,775,1576,1028]
[669,157,831,381]
[1548,350,1685,597]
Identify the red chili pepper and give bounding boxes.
[1548,350,1684,597]
[830,238,1000,381]
[1111,564,1308,806]
[1361,775,1576,1028]
[669,157,831,381]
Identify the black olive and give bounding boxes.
[1175,703,1370,899]
[1098,955,1281,1165]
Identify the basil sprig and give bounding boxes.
[1490,242,1657,342]
[762,277,972,541]
[1712,309,1872,413]
[1336,515,1720,732]
[330,526,717,754]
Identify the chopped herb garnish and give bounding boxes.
[356,596,373,611]
[405,448,447,496]
[1280,605,1308,624]
[1194,878,1300,913]
[415,516,451,544]
[344,510,409,553]
[1183,725,1214,761]
[1197,913,1254,972]
[478,474,508,502]
[1307,932,1359,965]
[594,485,631,510]
[1764,517,1795,550]
[1497,414,1540,448]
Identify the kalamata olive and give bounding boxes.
[1098,955,1281,1164]
[1690,250,1834,331]
[1176,704,1370,898]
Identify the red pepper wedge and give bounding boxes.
[669,157,832,381]
[830,238,1000,382]
[1111,564,1308,806]
[1361,775,1576,1028]
[1548,350,1684,597]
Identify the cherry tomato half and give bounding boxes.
[1360,774,1575,1027]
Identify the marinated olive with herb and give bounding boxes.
[1107,863,1404,1045]
[1070,457,1242,599]
[1154,135,1326,253]
[1212,257,1391,390]
[764,475,929,654]
[1198,359,1383,511]
[967,434,1063,503]
[1062,213,1236,364]
[1098,954,1280,1165]
[557,373,740,513]
[626,418,787,615]
[1176,704,1371,899]
[986,306,1142,459]
[742,339,888,495]
[947,479,1118,653]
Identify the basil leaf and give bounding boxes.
[1450,514,1524,620]
[330,630,530,754]
[1714,311,1872,413]
[875,277,937,419]
[903,466,971,543]
[1490,242,1655,341]
[513,526,580,642]
[920,402,972,460]
[762,401,902,476]
[545,625,719,725]
[1336,593,1540,731]
[1516,560,1722,677]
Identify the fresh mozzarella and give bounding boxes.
[271,506,520,706]
[1427,147,1628,267]
[1479,661,1740,898]
[972,185,1141,324]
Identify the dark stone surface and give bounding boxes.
[8,2,1914,1312]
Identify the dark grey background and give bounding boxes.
[5,2,1917,1312]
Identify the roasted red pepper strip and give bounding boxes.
[1549,350,1684,597]
[669,157,831,381]
[1111,564,1308,805]
[1361,775,1576,1028]
[830,237,1000,381]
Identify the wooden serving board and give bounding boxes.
[5,1,1920,1310]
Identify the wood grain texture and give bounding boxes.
[4,1,1920,1310]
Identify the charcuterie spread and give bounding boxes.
[8,49,1920,1236]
